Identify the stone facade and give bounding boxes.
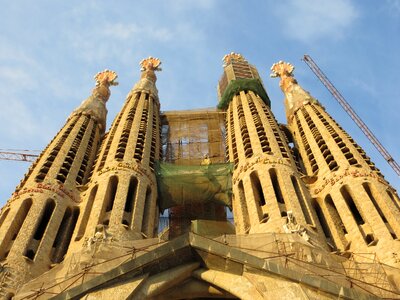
[0,55,398,299]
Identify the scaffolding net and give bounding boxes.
[155,161,233,211]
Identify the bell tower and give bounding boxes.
[219,53,326,241]
[271,61,400,266]
[70,58,162,246]
[0,70,117,298]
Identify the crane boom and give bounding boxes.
[303,54,400,177]
[0,151,38,162]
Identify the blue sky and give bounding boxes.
[0,0,399,205]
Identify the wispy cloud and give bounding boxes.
[275,0,358,43]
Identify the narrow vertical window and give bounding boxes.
[250,171,266,206]
[325,194,349,250]
[52,207,80,263]
[24,199,55,260]
[105,176,118,213]
[0,199,32,259]
[76,185,97,241]
[0,208,10,229]
[341,186,364,225]
[313,199,336,250]
[387,190,400,211]
[291,176,312,225]
[141,186,152,235]
[238,180,250,232]
[123,177,138,226]
[269,169,287,216]
[341,186,375,245]
[363,183,397,240]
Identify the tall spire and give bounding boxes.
[0,70,117,296]
[67,57,162,247]
[69,70,118,131]
[270,61,317,122]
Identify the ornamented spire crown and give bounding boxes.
[139,57,162,83]
[92,69,119,102]
[270,61,316,122]
[222,52,246,66]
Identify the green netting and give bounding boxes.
[218,78,271,109]
[155,161,234,211]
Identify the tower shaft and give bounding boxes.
[70,58,161,248]
[0,70,117,296]
[220,54,325,242]
[271,61,400,266]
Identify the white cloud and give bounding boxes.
[276,0,358,43]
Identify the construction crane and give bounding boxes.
[0,149,39,162]
[303,54,400,177]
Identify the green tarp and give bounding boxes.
[155,162,233,211]
[217,78,271,109]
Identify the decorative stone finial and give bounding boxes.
[140,57,162,72]
[131,57,161,97]
[94,69,119,87]
[91,69,119,103]
[270,61,295,79]
[138,57,162,84]
[270,61,317,122]
[222,52,245,66]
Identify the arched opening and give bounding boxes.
[237,180,250,232]
[250,171,266,207]
[51,207,80,263]
[0,208,10,229]
[313,199,336,250]
[291,176,312,225]
[269,169,287,217]
[325,194,348,249]
[99,176,118,225]
[363,183,397,240]
[24,199,56,260]
[123,177,138,227]
[141,186,152,235]
[76,185,97,241]
[0,198,32,260]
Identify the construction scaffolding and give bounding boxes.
[159,108,230,238]
[160,108,227,165]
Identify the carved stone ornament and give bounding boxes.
[94,69,119,87]
[133,57,162,96]
[270,61,317,122]
[222,52,245,66]
[140,57,162,72]
[283,211,310,242]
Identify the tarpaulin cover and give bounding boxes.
[155,161,233,211]
[217,78,271,109]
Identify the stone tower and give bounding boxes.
[69,57,162,248]
[271,61,400,267]
[0,70,118,298]
[219,53,326,241]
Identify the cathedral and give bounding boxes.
[0,53,399,299]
